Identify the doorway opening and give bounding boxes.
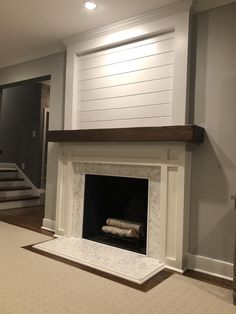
[0,75,51,228]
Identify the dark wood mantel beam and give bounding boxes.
[47,125,204,144]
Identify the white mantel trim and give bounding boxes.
[54,142,191,271]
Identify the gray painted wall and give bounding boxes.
[0,83,42,187]
[0,52,66,221]
[189,3,236,263]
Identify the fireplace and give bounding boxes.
[37,140,200,283]
[71,161,161,259]
[82,174,148,254]
[37,155,168,283]
[37,1,207,283]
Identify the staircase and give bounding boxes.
[0,164,41,210]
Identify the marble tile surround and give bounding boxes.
[34,237,165,284]
[71,162,161,259]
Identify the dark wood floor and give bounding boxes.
[0,205,53,236]
[0,206,233,292]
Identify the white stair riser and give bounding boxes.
[0,181,25,188]
[0,172,18,180]
[0,189,32,198]
[0,164,17,168]
[0,199,41,210]
[0,163,41,210]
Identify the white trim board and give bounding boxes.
[187,253,233,281]
[42,218,56,232]
[165,265,185,274]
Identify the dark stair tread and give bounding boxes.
[0,195,40,202]
[0,186,32,191]
[0,178,24,182]
[0,169,17,172]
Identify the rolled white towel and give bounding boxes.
[106,218,144,234]
[102,225,140,239]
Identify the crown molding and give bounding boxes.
[192,0,236,13]
[62,0,236,47]
[63,0,193,46]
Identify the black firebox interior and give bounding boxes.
[82,174,149,254]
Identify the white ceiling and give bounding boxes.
[0,0,234,68]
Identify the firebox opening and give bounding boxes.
[82,174,149,254]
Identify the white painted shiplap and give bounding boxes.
[76,32,175,129]
[80,91,172,112]
[79,52,174,81]
[79,65,174,91]
[77,116,172,129]
[79,36,174,70]
[78,103,172,121]
[79,78,173,101]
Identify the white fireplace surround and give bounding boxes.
[51,142,191,273]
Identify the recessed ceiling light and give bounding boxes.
[84,1,97,10]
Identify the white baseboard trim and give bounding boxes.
[42,218,55,232]
[165,265,185,273]
[187,253,233,281]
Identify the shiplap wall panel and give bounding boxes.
[78,116,172,129]
[79,78,173,101]
[79,52,174,81]
[78,104,172,122]
[76,32,175,129]
[79,33,173,61]
[79,65,174,91]
[80,38,174,70]
[80,91,172,111]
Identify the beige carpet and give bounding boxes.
[0,221,235,314]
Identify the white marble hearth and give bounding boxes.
[34,237,165,284]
